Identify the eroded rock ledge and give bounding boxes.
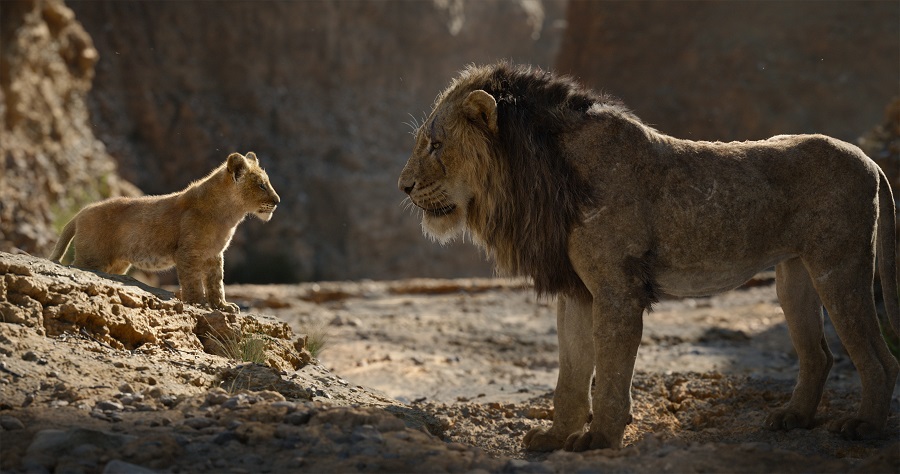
[0,251,308,371]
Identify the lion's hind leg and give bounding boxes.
[809,258,899,439]
[765,257,833,431]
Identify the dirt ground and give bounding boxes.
[228,277,900,469]
[1,255,898,473]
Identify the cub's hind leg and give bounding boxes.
[765,257,833,431]
[71,231,117,273]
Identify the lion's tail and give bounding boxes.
[877,168,899,337]
[48,217,77,264]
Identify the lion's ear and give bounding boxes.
[463,89,498,134]
[245,151,259,164]
[226,152,248,182]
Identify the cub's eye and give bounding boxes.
[430,141,442,152]
[258,182,266,191]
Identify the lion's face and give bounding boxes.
[228,152,280,222]
[398,89,499,243]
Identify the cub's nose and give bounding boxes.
[398,178,415,195]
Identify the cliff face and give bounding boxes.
[556,0,899,143]
[0,0,137,255]
[67,0,567,283]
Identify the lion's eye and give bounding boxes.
[430,141,442,152]
[258,182,266,191]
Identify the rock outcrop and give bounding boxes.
[0,0,138,255]
[0,251,310,371]
[858,98,900,195]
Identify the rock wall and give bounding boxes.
[4,0,897,283]
[0,0,137,255]
[556,0,899,143]
[67,0,567,283]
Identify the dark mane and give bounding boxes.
[463,62,626,297]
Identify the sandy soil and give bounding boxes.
[228,277,900,467]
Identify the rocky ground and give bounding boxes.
[1,250,898,473]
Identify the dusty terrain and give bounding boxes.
[1,251,898,473]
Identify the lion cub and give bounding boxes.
[49,152,280,313]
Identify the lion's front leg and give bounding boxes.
[524,295,594,451]
[565,295,643,452]
[204,253,239,313]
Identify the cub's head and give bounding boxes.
[226,151,280,222]
[398,82,499,243]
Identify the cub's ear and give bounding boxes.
[226,152,248,182]
[245,151,259,164]
[463,89,498,134]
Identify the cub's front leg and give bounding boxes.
[175,250,207,307]
[204,253,239,313]
[524,295,594,451]
[564,294,644,451]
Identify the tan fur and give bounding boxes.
[50,152,280,313]
[399,63,899,451]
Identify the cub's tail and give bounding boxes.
[877,168,899,337]
[48,218,77,263]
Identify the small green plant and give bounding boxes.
[207,326,269,365]
[305,322,329,359]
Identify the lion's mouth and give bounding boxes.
[424,203,457,217]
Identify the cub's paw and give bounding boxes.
[827,416,882,440]
[764,408,813,431]
[219,302,240,314]
[564,431,615,452]
[523,427,571,452]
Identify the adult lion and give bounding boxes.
[398,62,899,451]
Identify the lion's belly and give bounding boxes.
[655,254,791,297]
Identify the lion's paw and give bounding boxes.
[563,431,615,452]
[523,427,570,452]
[827,416,882,440]
[764,408,813,431]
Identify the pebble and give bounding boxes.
[183,416,216,430]
[102,460,157,474]
[119,382,135,394]
[206,388,229,405]
[159,395,178,407]
[0,415,25,430]
[22,351,39,361]
[222,394,250,410]
[95,399,125,412]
